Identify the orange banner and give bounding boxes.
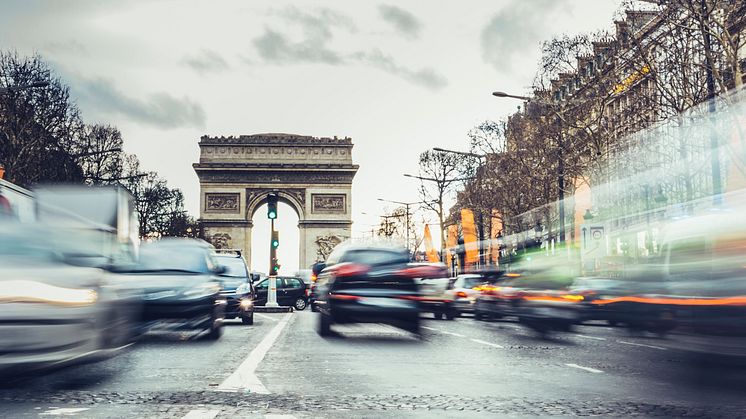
[461,208,479,266]
[423,225,439,262]
[490,209,502,265]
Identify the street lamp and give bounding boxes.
[432,147,486,159]
[492,91,531,101]
[377,198,425,255]
[493,89,568,244]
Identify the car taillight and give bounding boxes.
[456,291,468,298]
[305,288,311,297]
[334,263,370,277]
[329,293,360,301]
[399,265,447,279]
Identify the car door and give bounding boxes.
[280,278,305,305]
[254,279,269,305]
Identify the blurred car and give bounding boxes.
[254,276,309,310]
[295,269,313,285]
[416,275,456,320]
[0,222,141,377]
[314,243,443,336]
[215,252,255,325]
[593,210,746,354]
[309,262,327,312]
[115,239,226,340]
[445,274,489,316]
[567,277,626,325]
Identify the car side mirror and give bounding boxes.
[214,265,227,275]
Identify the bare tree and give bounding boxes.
[0,51,84,186]
[416,150,462,258]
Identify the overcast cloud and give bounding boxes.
[378,4,422,39]
[252,5,446,90]
[72,77,207,129]
[481,0,571,73]
[182,49,229,75]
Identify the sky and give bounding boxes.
[0,0,622,272]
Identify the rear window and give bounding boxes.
[339,249,409,265]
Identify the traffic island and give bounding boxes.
[254,306,293,313]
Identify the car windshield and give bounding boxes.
[125,245,210,274]
[216,256,247,278]
[460,276,484,289]
[340,249,409,265]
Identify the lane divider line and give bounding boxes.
[616,340,667,350]
[41,408,90,416]
[565,363,603,373]
[421,326,438,331]
[470,338,504,348]
[217,313,292,394]
[182,410,220,419]
[255,313,279,321]
[574,334,607,341]
[439,330,466,337]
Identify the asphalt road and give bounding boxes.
[2,311,746,418]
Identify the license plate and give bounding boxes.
[361,297,407,308]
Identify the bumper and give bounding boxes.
[453,298,476,313]
[329,299,420,324]
[222,294,253,318]
[141,297,223,332]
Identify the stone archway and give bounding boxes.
[193,133,358,270]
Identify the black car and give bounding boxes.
[215,253,255,325]
[314,244,441,336]
[254,276,309,310]
[116,239,226,340]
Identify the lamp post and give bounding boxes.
[377,198,423,255]
[403,173,472,262]
[492,89,568,244]
[432,147,490,265]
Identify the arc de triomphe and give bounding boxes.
[193,133,358,270]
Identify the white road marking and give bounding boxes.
[255,313,279,321]
[574,334,607,341]
[617,340,667,350]
[440,330,466,337]
[181,410,220,419]
[40,408,90,416]
[470,338,504,348]
[565,363,603,373]
[217,313,292,394]
[421,326,438,331]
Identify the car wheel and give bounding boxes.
[311,303,318,312]
[475,311,484,321]
[294,297,308,311]
[241,311,254,325]
[445,309,456,320]
[434,312,444,320]
[318,313,332,336]
[206,309,223,340]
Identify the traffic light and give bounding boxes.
[267,193,278,219]
[271,230,280,249]
[271,257,281,274]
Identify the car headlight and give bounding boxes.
[0,280,98,307]
[182,283,221,299]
